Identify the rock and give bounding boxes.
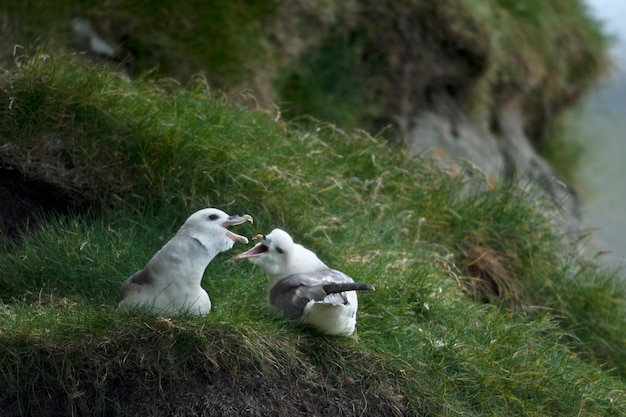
[402,92,581,233]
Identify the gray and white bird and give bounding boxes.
[236,229,374,336]
[118,208,252,316]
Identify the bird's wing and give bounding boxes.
[118,267,153,302]
[269,270,365,319]
[269,274,327,319]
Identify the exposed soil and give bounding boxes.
[0,364,411,417]
[0,168,73,241]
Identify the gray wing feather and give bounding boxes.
[269,270,374,320]
[269,275,329,319]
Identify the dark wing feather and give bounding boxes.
[269,275,328,319]
[269,271,374,319]
[118,267,153,302]
[322,282,375,294]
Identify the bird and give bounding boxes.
[236,228,374,336]
[71,17,123,59]
[118,208,253,316]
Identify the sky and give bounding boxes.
[586,0,626,62]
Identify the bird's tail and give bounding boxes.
[322,282,375,294]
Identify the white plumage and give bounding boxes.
[118,208,252,316]
[236,229,374,336]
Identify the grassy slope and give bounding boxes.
[0,57,625,415]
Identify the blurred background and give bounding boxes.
[581,0,626,267]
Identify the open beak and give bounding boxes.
[222,214,253,244]
[235,234,269,259]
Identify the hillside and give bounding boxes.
[1,0,610,236]
[1,1,625,416]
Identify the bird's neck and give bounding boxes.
[151,236,217,285]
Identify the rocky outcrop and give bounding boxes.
[402,92,581,231]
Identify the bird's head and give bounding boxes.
[235,228,294,276]
[236,228,325,280]
[180,208,253,252]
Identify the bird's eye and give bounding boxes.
[276,247,284,254]
[208,214,220,221]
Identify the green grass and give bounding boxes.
[2,0,277,86]
[0,57,626,415]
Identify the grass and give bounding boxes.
[0,56,625,415]
[2,0,277,86]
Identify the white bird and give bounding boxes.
[71,17,120,59]
[236,229,374,336]
[118,208,252,316]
